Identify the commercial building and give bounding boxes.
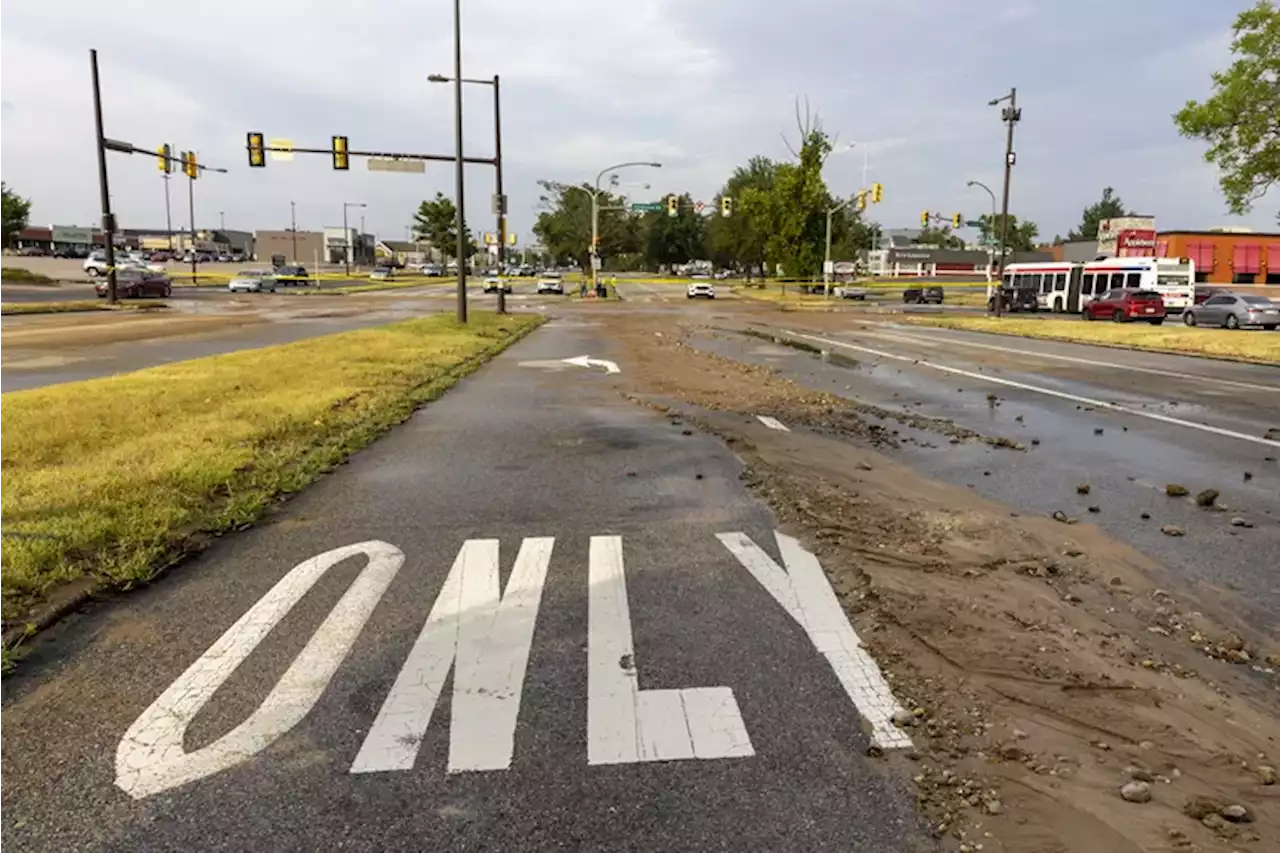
[323,227,375,266]
[375,240,436,266]
[1155,229,1280,284]
[254,230,325,265]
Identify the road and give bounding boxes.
[693,315,1280,631]
[1,318,920,852]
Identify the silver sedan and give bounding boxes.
[1183,293,1279,330]
[227,270,277,293]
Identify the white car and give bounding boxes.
[482,277,512,294]
[228,270,276,293]
[84,251,158,276]
[835,285,869,300]
[687,281,716,299]
[370,266,394,281]
[536,273,564,294]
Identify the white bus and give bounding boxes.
[1080,257,1196,312]
[995,262,1082,312]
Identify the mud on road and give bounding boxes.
[602,313,1280,853]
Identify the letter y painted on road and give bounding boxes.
[115,541,405,800]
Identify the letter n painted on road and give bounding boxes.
[115,541,405,800]
[350,537,554,775]
[716,531,912,750]
[587,535,754,765]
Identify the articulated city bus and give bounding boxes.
[1079,257,1196,311]
[996,262,1082,313]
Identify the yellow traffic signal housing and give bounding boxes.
[332,136,349,170]
[183,151,198,179]
[871,182,883,203]
[920,210,930,227]
[158,143,172,173]
[247,132,266,168]
[855,192,867,211]
[721,196,732,217]
[666,195,678,217]
[952,213,962,229]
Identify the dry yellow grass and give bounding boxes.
[1,312,542,625]
[901,315,1280,363]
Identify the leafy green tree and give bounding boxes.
[978,213,1040,252]
[828,204,878,262]
[1067,187,1129,241]
[915,226,964,249]
[746,128,833,278]
[531,181,638,275]
[2,183,32,248]
[641,194,706,268]
[705,156,778,275]
[412,192,476,260]
[1174,1,1280,214]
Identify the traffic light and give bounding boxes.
[721,196,732,217]
[332,135,349,170]
[871,182,883,203]
[247,132,266,168]
[952,213,962,229]
[158,143,172,174]
[920,210,930,227]
[183,151,198,179]
[666,194,678,217]
[855,191,867,211]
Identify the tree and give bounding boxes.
[915,226,964,249]
[978,213,1039,253]
[705,156,778,275]
[746,126,833,278]
[1173,1,1280,214]
[1067,187,1129,241]
[642,193,706,268]
[412,192,475,260]
[2,183,31,248]
[531,181,639,275]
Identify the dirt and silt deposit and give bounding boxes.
[598,311,1279,853]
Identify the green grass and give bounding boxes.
[0,312,543,627]
[1,300,168,316]
[902,315,1280,363]
[1,267,56,285]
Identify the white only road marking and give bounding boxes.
[717,531,913,750]
[562,354,621,374]
[784,330,1280,450]
[756,415,791,432]
[872,325,1280,394]
[115,541,405,800]
[351,537,554,775]
[587,535,754,765]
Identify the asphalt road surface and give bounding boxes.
[694,318,1280,633]
[1,318,921,852]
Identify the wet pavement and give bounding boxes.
[689,321,1280,633]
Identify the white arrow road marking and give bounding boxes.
[350,537,554,774]
[756,415,791,432]
[717,531,912,750]
[115,541,405,799]
[562,354,621,374]
[588,535,754,765]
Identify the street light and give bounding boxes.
[966,180,997,245]
[429,71,507,313]
[342,202,366,275]
[591,161,661,293]
[290,201,298,262]
[987,88,1021,315]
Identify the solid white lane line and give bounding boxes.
[756,415,791,432]
[350,537,553,775]
[717,531,912,750]
[866,326,1280,393]
[587,535,753,765]
[116,541,406,799]
[783,330,1280,449]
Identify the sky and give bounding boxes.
[2,0,1277,247]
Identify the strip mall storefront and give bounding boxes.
[1156,231,1280,284]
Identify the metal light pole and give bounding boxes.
[89,48,118,304]
[219,210,226,232]
[342,202,366,275]
[965,180,997,244]
[988,88,1021,316]
[451,0,467,322]
[290,201,297,262]
[163,173,173,253]
[824,199,851,295]
[187,170,197,284]
[591,161,661,293]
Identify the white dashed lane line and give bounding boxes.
[756,415,791,432]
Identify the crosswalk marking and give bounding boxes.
[115,541,406,800]
[351,537,554,774]
[716,532,912,749]
[587,536,754,765]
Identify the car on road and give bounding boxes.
[228,270,277,293]
[1082,288,1166,324]
[835,285,868,300]
[1182,293,1279,330]
[271,264,310,287]
[482,276,512,294]
[94,268,171,299]
[687,280,716,299]
[422,264,443,277]
[370,266,394,281]
[19,245,49,257]
[536,272,565,294]
[903,285,944,304]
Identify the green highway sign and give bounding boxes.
[965,220,984,228]
[630,202,664,212]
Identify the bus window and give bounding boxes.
[1082,273,1095,295]
[1054,273,1066,291]
[1111,272,1127,289]
[1126,272,1141,288]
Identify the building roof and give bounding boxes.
[378,240,430,252]
[1157,229,1280,238]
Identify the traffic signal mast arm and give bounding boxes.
[245,134,496,167]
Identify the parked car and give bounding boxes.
[987,286,1038,312]
[1183,293,1279,330]
[83,252,111,276]
[483,276,511,294]
[536,272,565,294]
[19,245,49,257]
[422,264,443,277]
[1083,288,1166,324]
[903,285,944,304]
[687,280,716,299]
[228,270,276,293]
[94,268,171,299]
[370,266,394,281]
[272,264,310,286]
[836,285,869,300]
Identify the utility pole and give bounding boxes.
[823,199,850,295]
[493,73,506,315]
[163,173,173,252]
[342,205,349,275]
[451,0,467,322]
[988,87,1021,317]
[290,201,297,263]
[89,48,118,304]
[188,169,197,284]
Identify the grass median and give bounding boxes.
[901,314,1280,363]
[1,267,56,285]
[0,311,543,638]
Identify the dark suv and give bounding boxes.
[271,265,310,286]
[903,285,944,304]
